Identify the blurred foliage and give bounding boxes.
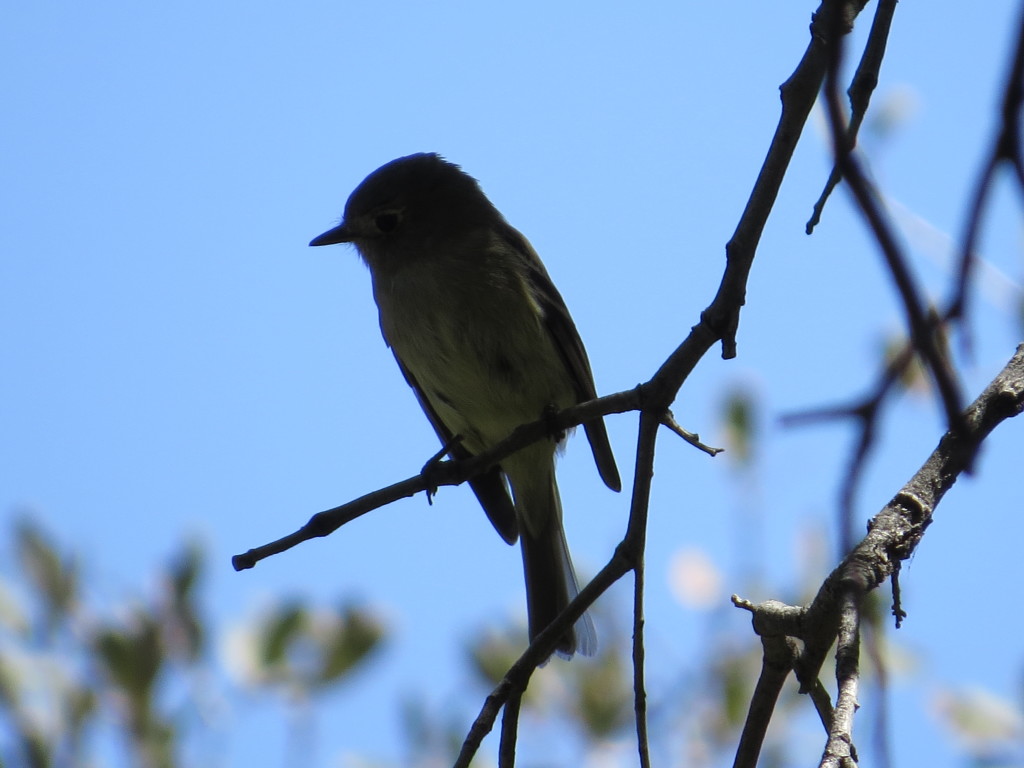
[467,617,634,741]
[399,695,484,768]
[720,386,759,468]
[862,84,920,145]
[0,518,385,768]
[1017,288,1024,340]
[2,515,1021,767]
[883,307,952,397]
[14,519,78,636]
[933,687,1024,767]
[230,599,386,694]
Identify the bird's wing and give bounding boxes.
[500,225,622,493]
[391,352,520,544]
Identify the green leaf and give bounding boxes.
[316,604,385,685]
[572,649,632,737]
[721,387,758,467]
[93,614,163,701]
[257,602,306,671]
[164,540,205,660]
[467,626,523,689]
[14,519,78,632]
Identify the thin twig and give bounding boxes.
[498,686,523,768]
[821,1,965,436]
[807,0,899,233]
[632,557,651,768]
[704,0,869,360]
[806,677,837,734]
[659,409,723,456]
[865,620,894,768]
[819,587,862,768]
[452,550,630,767]
[454,411,662,764]
[232,387,642,571]
[890,562,906,628]
[781,339,916,553]
[625,413,659,767]
[949,4,1024,346]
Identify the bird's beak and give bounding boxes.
[309,223,354,247]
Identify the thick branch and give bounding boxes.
[735,344,1024,766]
[731,634,798,768]
[798,344,1024,683]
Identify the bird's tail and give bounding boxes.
[517,470,596,659]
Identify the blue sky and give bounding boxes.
[3,2,1023,766]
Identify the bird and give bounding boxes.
[309,153,620,657]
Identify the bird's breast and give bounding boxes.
[372,255,573,453]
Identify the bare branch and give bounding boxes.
[864,621,895,768]
[227,3,1022,767]
[807,677,837,734]
[632,562,651,768]
[735,344,1024,766]
[235,0,873,581]
[455,413,662,764]
[781,336,917,552]
[798,343,1024,681]
[454,677,523,768]
[659,409,723,456]
[232,386,643,571]
[498,686,523,768]
[819,589,862,768]
[705,0,869,360]
[808,0,899,233]
[821,4,966,436]
[731,634,797,768]
[949,5,1024,335]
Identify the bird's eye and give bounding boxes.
[374,212,400,233]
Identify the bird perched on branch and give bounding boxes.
[310,153,620,657]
